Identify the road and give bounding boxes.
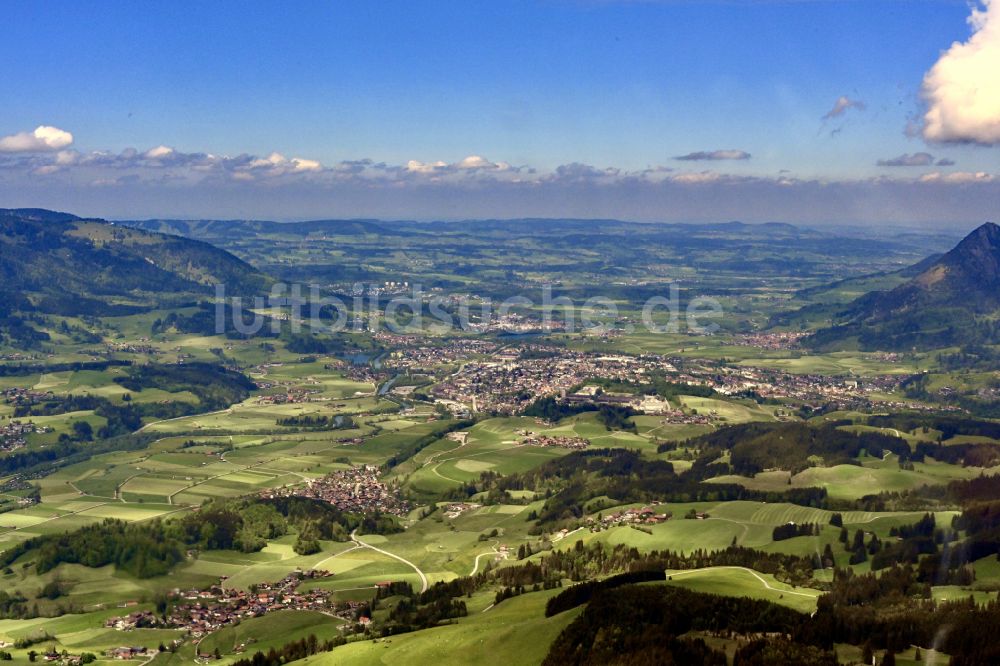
[469,541,505,576]
[666,566,819,599]
[311,543,362,571]
[351,529,428,593]
[136,407,234,433]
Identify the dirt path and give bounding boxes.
[666,566,819,598]
[351,529,428,593]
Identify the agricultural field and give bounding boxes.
[296,588,581,666]
[3,213,1000,664]
[662,567,821,614]
[706,455,1000,500]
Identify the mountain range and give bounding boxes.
[808,222,1000,350]
[0,208,269,317]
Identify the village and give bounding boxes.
[517,432,590,450]
[2,386,57,408]
[588,506,675,530]
[411,340,931,417]
[102,570,354,660]
[260,465,411,516]
[0,387,53,453]
[731,331,809,350]
[430,350,664,414]
[0,420,40,453]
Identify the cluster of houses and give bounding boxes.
[103,341,160,355]
[2,388,57,452]
[697,363,905,409]
[0,417,50,453]
[433,350,669,414]
[105,570,335,638]
[27,650,94,664]
[587,506,674,530]
[261,465,411,516]
[254,387,320,406]
[416,339,942,417]
[0,493,38,510]
[731,331,808,350]
[517,432,589,450]
[443,502,479,519]
[2,386,55,407]
[0,352,42,362]
[380,338,501,375]
[105,646,150,660]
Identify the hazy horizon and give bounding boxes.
[1,0,998,228]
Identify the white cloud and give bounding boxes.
[919,170,994,183]
[291,157,321,172]
[670,171,725,184]
[545,162,622,183]
[922,0,1000,144]
[243,152,324,176]
[674,149,751,161]
[457,155,492,169]
[822,96,866,120]
[144,145,175,159]
[405,159,448,174]
[0,125,74,152]
[2,138,996,227]
[249,152,287,168]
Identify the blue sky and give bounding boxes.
[1,1,998,226]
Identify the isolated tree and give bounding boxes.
[72,420,93,441]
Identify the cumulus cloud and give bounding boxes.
[919,170,994,183]
[670,171,726,184]
[238,153,323,174]
[537,163,627,186]
[291,157,321,172]
[404,155,514,175]
[144,145,175,159]
[405,159,449,174]
[877,152,936,167]
[4,150,999,226]
[674,149,751,161]
[0,125,74,152]
[922,0,1000,144]
[457,155,491,169]
[822,96,866,120]
[4,137,998,227]
[937,158,957,166]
